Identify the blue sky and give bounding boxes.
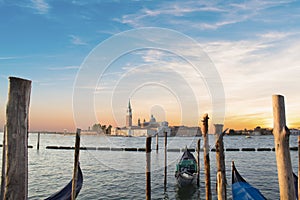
[1,0,300,131]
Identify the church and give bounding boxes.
[111,100,171,137]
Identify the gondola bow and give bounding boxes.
[232,161,266,200]
[45,164,83,200]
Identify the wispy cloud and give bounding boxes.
[48,66,80,71]
[0,56,19,60]
[31,0,50,14]
[69,35,87,45]
[257,31,296,40]
[116,0,295,31]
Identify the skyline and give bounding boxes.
[0,0,300,131]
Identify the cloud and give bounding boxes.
[0,56,19,60]
[47,66,80,71]
[116,0,295,31]
[257,31,296,40]
[31,0,50,14]
[69,35,87,45]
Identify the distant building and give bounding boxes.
[126,100,132,127]
[112,100,171,137]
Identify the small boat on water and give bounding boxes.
[232,161,266,200]
[175,148,198,187]
[45,164,83,200]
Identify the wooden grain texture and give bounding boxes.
[4,77,31,200]
[71,128,81,200]
[272,95,295,200]
[201,113,211,200]
[214,124,227,200]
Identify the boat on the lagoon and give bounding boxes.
[232,161,266,200]
[175,148,198,187]
[45,164,83,200]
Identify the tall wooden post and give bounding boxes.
[298,136,300,200]
[214,124,227,200]
[4,77,31,200]
[71,128,81,200]
[164,131,167,191]
[197,138,201,187]
[146,136,151,200]
[156,133,159,152]
[37,132,40,150]
[1,125,6,200]
[202,113,211,200]
[272,95,295,199]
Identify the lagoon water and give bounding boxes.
[0,133,298,199]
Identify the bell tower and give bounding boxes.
[126,99,132,127]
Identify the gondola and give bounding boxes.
[45,164,83,200]
[175,148,198,187]
[232,161,266,200]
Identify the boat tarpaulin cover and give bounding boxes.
[232,162,266,200]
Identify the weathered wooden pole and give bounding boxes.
[298,136,300,200]
[146,136,151,200]
[201,113,212,200]
[1,125,6,200]
[37,132,40,150]
[156,133,159,152]
[4,77,31,200]
[272,94,295,200]
[214,124,227,200]
[164,131,167,191]
[71,128,81,200]
[197,138,201,187]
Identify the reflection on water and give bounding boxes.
[175,185,199,200]
[0,133,298,199]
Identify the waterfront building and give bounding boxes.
[112,100,171,137]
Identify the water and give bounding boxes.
[0,133,298,199]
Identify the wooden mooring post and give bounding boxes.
[146,136,151,200]
[71,128,81,200]
[202,113,212,200]
[196,138,201,187]
[0,125,6,200]
[37,132,40,150]
[164,131,167,191]
[272,95,295,199]
[298,135,300,200]
[214,124,227,200]
[4,77,31,200]
[156,133,159,152]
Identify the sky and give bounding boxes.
[0,0,300,132]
